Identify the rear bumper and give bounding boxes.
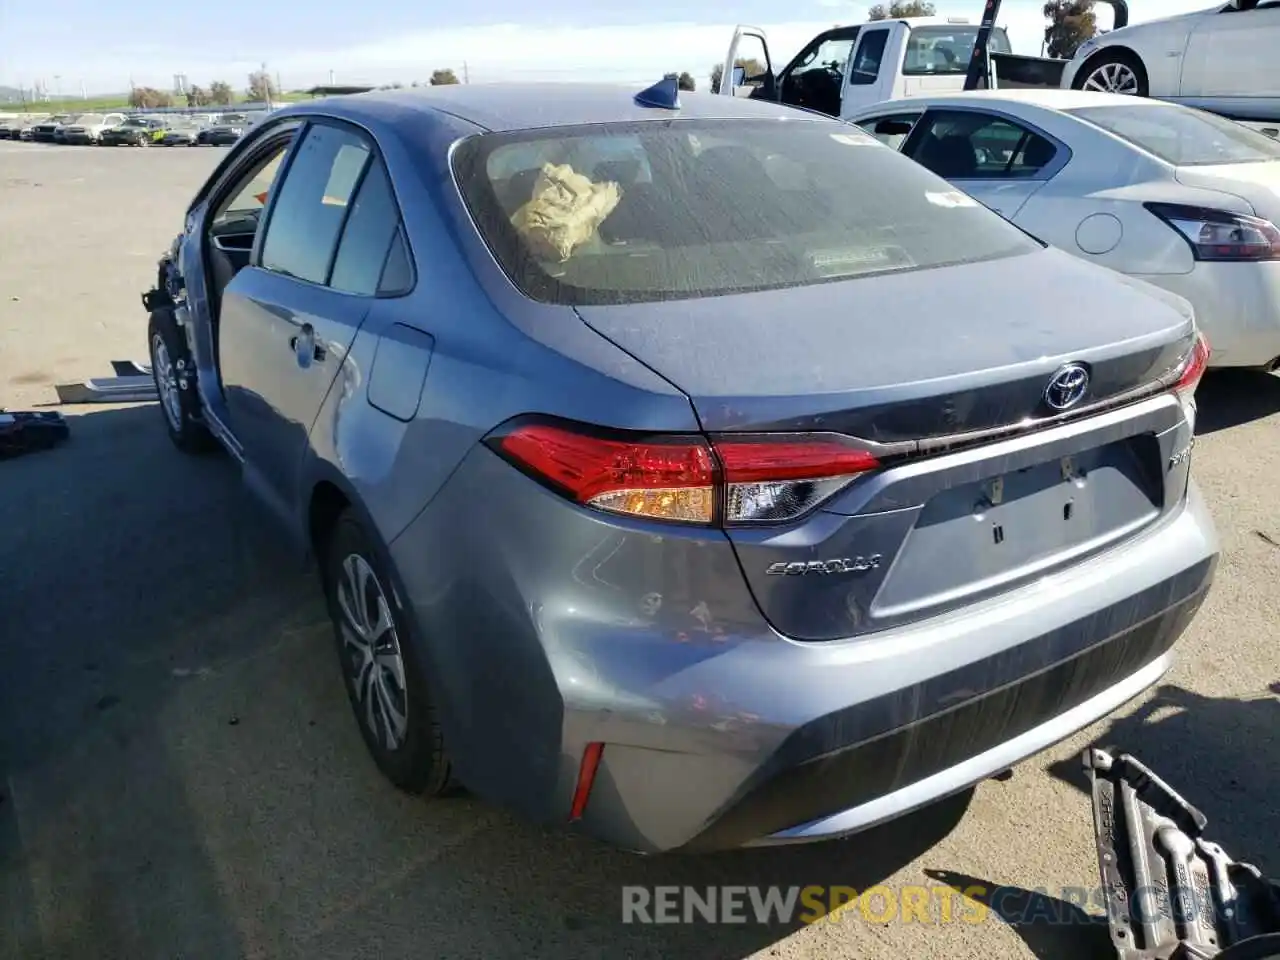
[389,435,1218,853]
[1134,262,1280,368]
[683,554,1208,850]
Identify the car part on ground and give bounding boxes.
[140,82,1219,853]
[0,411,70,459]
[1085,748,1280,960]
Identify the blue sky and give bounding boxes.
[1,0,1211,93]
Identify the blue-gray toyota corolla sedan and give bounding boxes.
[143,81,1218,853]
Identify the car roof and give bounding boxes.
[863,89,1178,113]
[285,83,835,133]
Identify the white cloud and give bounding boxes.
[6,1,1216,93]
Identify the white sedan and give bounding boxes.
[1057,0,1280,122]
[847,89,1280,370]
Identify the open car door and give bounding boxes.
[718,25,774,96]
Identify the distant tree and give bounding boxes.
[209,80,234,105]
[411,80,421,88]
[677,71,696,91]
[710,58,766,92]
[185,84,211,107]
[1043,0,1097,59]
[246,69,278,102]
[430,68,460,85]
[868,0,935,19]
[129,86,172,109]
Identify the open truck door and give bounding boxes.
[718,25,775,97]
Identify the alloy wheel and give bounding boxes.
[336,554,409,751]
[151,333,183,432]
[1082,62,1140,95]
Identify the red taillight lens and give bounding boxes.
[1145,203,1280,262]
[1174,332,1210,399]
[715,437,880,523]
[489,421,881,525]
[495,423,716,523]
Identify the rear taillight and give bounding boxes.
[1145,202,1280,262]
[488,420,880,526]
[1173,331,1210,400]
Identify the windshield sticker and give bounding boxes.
[829,133,874,147]
[925,190,979,208]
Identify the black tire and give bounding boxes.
[147,307,216,453]
[1072,49,1149,97]
[322,510,455,796]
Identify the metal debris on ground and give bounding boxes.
[0,410,70,459]
[55,360,157,404]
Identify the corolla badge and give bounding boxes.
[766,556,882,576]
[1044,363,1090,412]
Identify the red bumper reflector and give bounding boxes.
[570,741,605,821]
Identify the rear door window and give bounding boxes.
[328,158,408,296]
[906,110,1060,180]
[260,123,372,284]
[849,29,890,86]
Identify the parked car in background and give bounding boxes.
[1060,0,1280,122]
[198,113,250,145]
[141,84,1216,854]
[715,17,1015,118]
[160,120,205,146]
[62,113,128,144]
[29,114,74,142]
[0,117,42,140]
[849,89,1280,370]
[100,116,167,146]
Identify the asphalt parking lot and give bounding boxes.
[2,140,1279,960]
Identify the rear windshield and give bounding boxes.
[451,119,1040,306]
[1068,104,1280,166]
[903,26,1012,76]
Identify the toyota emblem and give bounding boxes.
[1044,363,1090,412]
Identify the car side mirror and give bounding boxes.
[732,66,746,87]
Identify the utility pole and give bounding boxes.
[463,61,469,84]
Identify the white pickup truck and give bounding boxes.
[716,16,1015,120]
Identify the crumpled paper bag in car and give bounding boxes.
[510,163,623,262]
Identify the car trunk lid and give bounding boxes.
[1175,160,1280,223]
[575,247,1199,641]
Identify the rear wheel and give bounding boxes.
[322,510,456,796]
[148,307,216,454]
[1074,50,1148,97]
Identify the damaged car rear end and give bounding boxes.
[143,89,1217,855]
[403,109,1219,853]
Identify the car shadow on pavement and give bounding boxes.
[1043,682,1280,877]
[0,402,977,960]
[1194,369,1280,434]
[0,402,321,960]
[923,868,1111,960]
[926,682,1280,960]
